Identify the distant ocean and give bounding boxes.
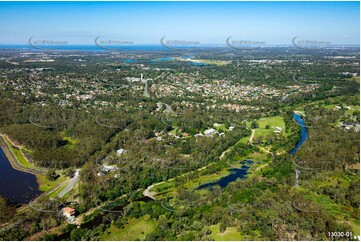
[0,44,225,52]
[0,44,169,51]
[0,44,358,52]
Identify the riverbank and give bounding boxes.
[0,135,46,175]
[0,134,63,192]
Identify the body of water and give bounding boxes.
[197,113,308,190]
[151,57,175,62]
[197,160,253,190]
[189,61,209,66]
[289,113,308,155]
[0,147,42,204]
[123,59,136,63]
[0,45,170,52]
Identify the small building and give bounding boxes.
[274,127,283,133]
[204,128,217,136]
[97,165,117,176]
[116,148,128,156]
[62,207,76,222]
[213,123,221,127]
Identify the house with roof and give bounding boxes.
[274,127,283,133]
[62,207,76,222]
[204,128,217,137]
[116,148,128,156]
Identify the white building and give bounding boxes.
[204,128,217,136]
[116,148,128,156]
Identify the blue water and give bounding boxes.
[289,113,308,155]
[189,61,209,66]
[0,147,42,204]
[123,59,136,63]
[152,57,175,62]
[197,113,308,190]
[197,160,253,190]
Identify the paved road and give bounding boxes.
[142,78,150,98]
[143,184,159,200]
[164,103,173,113]
[58,169,80,198]
[249,129,255,143]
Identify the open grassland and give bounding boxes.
[209,224,243,241]
[62,136,77,149]
[246,116,288,140]
[100,216,156,241]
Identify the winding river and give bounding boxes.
[289,113,308,155]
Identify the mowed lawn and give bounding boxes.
[209,224,243,241]
[246,116,287,141]
[100,216,156,241]
[255,116,285,129]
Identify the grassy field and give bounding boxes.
[100,216,156,241]
[239,136,250,144]
[37,173,67,192]
[246,116,288,141]
[60,131,78,149]
[214,123,228,132]
[3,135,33,168]
[209,224,243,241]
[253,116,285,129]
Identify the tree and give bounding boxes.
[70,228,87,240]
[46,169,58,181]
[0,196,16,223]
[251,121,259,129]
[66,168,75,178]
[42,233,57,241]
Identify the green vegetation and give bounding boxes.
[100,216,156,241]
[0,46,358,241]
[2,135,33,169]
[209,224,243,241]
[61,132,78,149]
[37,173,66,192]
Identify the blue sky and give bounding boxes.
[0,1,359,45]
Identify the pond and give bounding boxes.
[0,147,42,204]
[197,160,253,190]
